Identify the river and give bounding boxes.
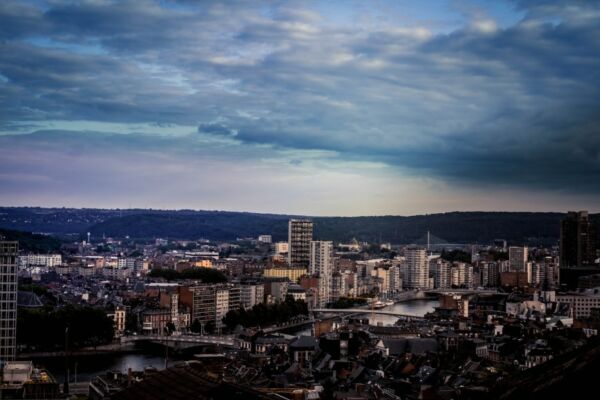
[33,299,438,383]
[359,298,438,326]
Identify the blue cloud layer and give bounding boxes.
[0,0,599,211]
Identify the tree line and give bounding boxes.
[18,305,114,351]
[223,296,308,330]
[147,267,227,282]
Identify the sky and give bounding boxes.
[0,0,599,216]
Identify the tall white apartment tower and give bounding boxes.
[405,247,428,289]
[509,246,529,272]
[0,241,18,365]
[288,219,313,268]
[310,240,333,307]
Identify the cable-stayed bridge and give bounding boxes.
[411,231,465,250]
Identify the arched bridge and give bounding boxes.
[313,309,425,320]
[121,334,235,347]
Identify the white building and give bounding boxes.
[287,284,307,301]
[215,288,230,329]
[432,259,451,289]
[19,254,62,268]
[258,235,272,244]
[310,241,333,307]
[389,265,402,294]
[558,290,600,318]
[241,283,265,309]
[404,248,428,289]
[371,265,402,297]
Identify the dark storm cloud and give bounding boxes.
[198,123,235,136]
[1,0,599,197]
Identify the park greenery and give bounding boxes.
[223,296,309,330]
[147,267,227,282]
[328,297,368,309]
[17,305,114,351]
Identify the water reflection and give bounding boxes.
[359,299,438,326]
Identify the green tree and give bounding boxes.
[190,319,202,333]
[17,305,115,351]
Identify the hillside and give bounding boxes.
[2,207,597,245]
[0,227,63,253]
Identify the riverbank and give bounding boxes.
[17,342,140,359]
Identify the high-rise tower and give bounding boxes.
[310,240,333,307]
[288,219,313,268]
[509,246,529,272]
[405,247,428,289]
[560,211,597,268]
[0,241,18,365]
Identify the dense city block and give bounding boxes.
[0,211,598,399]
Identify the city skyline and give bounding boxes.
[1,0,600,215]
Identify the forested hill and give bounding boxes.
[2,207,598,245]
[0,227,63,253]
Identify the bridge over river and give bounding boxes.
[313,308,426,319]
[121,334,235,348]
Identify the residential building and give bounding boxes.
[389,265,402,294]
[287,284,307,301]
[190,284,239,326]
[288,219,313,268]
[18,254,62,268]
[433,259,451,289]
[560,211,597,267]
[107,306,126,336]
[241,283,265,309]
[274,242,289,255]
[0,241,18,365]
[310,241,333,307]
[258,235,272,244]
[480,262,499,287]
[405,247,428,289]
[509,246,528,272]
[142,309,171,335]
[558,289,600,318]
[263,267,307,282]
[330,272,343,301]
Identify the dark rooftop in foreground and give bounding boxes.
[110,361,273,400]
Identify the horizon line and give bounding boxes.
[0,205,596,219]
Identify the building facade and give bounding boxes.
[509,246,529,272]
[263,267,307,282]
[560,211,597,267]
[288,219,313,268]
[0,241,18,365]
[558,290,600,318]
[258,235,272,244]
[240,283,265,309]
[405,247,428,289]
[310,241,333,307]
[18,254,62,268]
[190,284,240,328]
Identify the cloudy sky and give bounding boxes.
[1,0,599,216]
